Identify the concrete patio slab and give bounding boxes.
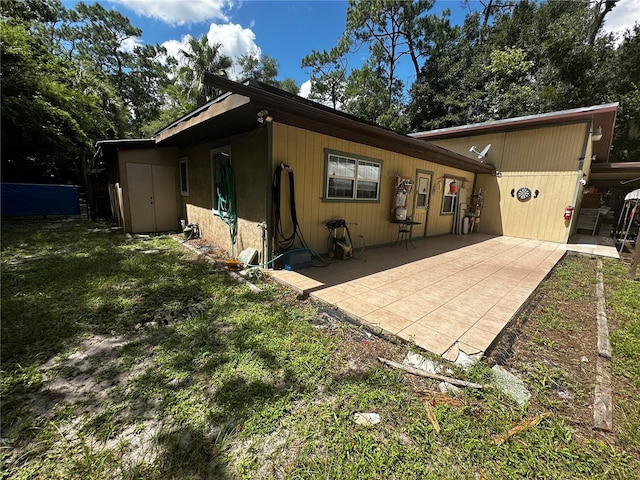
[268,233,618,360]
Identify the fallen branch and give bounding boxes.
[425,392,464,408]
[492,413,550,445]
[377,357,484,389]
[424,401,441,434]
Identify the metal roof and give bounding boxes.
[153,74,495,174]
[410,103,619,164]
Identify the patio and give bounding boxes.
[268,233,618,362]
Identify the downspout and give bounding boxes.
[265,121,274,267]
[568,122,592,242]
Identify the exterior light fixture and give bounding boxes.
[257,110,272,123]
[592,126,602,141]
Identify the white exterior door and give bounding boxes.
[126,163,178,233]
[412,171,432,238]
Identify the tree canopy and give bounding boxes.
[1,0,298,184]
[1,0,638,186]
[306,0,638,159]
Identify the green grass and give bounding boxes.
[603,259,640,457]
[2,218,639,479]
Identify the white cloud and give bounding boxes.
[299,79,312,98]
[603,0,640,37]
[206,23,260,64]
[162,39,187,61]
[108,0,231,26]
[161,23,260,78]
[118,36,144,53]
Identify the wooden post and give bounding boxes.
[629,229,640,280]
[596,260,612,359]
[594,358,613,431]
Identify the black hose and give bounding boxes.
[273,164,311,251]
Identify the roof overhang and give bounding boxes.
[163,75,495,174]
[153,93,255,146]
[589,162,640,189]
[93,138,156,161]
[410,103,618,163]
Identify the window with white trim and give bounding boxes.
[325,151,381,201]
[441,177,457,214]
[179,157,189,196]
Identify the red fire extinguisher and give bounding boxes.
[564,205,573,221]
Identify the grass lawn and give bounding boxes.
[2,217,639,479]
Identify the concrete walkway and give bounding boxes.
[269,234,618,362]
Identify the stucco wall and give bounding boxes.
[181,128,269,259]
[430,122,591,243]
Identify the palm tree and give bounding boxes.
[179,34,232,106]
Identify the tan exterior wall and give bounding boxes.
[117,147,179,232]
[181,129,269,258]
[271,123,475,254]
[430,122,590,243]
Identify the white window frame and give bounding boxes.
[211,147,231,216]
[441,177,457,215]
[179,157,189,196]
[324,150,382,202]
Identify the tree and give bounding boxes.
[178,33,232,106]
[301,41,349,109]
[485,47,535,118]
[588,0,618,47]
[69,2,170,137]
[237,53,299,94]
[1,0,174,184]
[610,25,640,161]
[407,13,491,130]
[407,0,626,131]
[306,0,453,127]
[344,0,436,103]
[343,62,408,132]
[1,6,115,184]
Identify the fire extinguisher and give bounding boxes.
[564,205,573,221]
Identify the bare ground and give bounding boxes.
[486,254,621,445]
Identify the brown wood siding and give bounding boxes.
[271,123,475,253]
[182,130,269,258]
[431,123,589,243]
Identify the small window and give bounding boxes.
[211,147,231,215]
[325,150,381,201]
[415,176,430,209]
[179,157,189,196]
[441,177,457,214]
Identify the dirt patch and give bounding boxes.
[180,235,231,269]
[486,254,618,444]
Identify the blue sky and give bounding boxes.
[77,0,639,97]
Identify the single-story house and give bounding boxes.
[95,76,495,263]
[94,76,618,264]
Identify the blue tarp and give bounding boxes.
[1,183,80,217]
